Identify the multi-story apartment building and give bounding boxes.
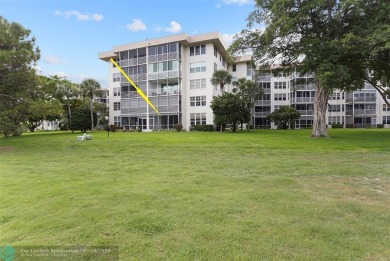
[254,72,390,129]
[99,32,390,130]
[99,32,246,131]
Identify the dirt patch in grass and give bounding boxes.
[0,146,16,152]
[298,175,390,206]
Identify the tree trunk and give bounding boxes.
[67,102,72,127]
[311,84,330,137]
[90,100,94,131]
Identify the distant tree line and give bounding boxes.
[0,16,107,137]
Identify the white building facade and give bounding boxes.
[99,32,245,131]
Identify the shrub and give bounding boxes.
[174,123,183,132]
[109,124,117,132]
[194,124,214,131]
[332,123,343,128]
[377,124,384,128]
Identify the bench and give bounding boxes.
[76,133,92,141]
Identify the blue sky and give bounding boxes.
[1,0,255,87]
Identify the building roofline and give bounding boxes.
[98,31,229,62]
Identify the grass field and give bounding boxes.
[1,129,390,260]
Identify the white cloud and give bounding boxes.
[126,19,147,31]
[54,72,67,78]
[222,0,251,4]
[165,21,182,34]
[216,0,252,8]
[44,55,62,65]
[55,10,103,22]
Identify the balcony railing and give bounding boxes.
[291,97,315,103]
[148,52,180,63]
[291,84,315,91]
[346,109,376,115]
[253,112,271,117]
[120,73,147,83]
[297,110,314,115]
[353,97,376,103]
[148,71,181,80]
[254,100,271,106]
[263,88,271,94]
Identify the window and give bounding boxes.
[222,58,225,67]
[114,102,120,111]
[383,104,390,111]
[113,73,121,82]
[128,66,137,75]
[169,43,177,53]
[114,116,121,127]
[214,46,217,57]
[383,116,390,124]
[149,61,178,73]
[214,63,217,72]
[232,64,236,72]
[113,87,120,96]
[190,62,206,73]
[190,79,206,90]
[328,116,343,124]
[158,44,168,54]
[274,82,287,89]
[190,45,206,56]
[138,64,147,74]
[138,47,146,57]
[329,93,341,100]
[190,113,206,126]
[190,96,206,107]
[129,49,137,59]
[148,46,157,56]
[328,104,341,112]
[274,93,287,101]
[260,82,271,89]
[120,51,128,60]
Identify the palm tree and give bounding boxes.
[210,70,232,94]
[233,78,264,130]
[80,78,101,131]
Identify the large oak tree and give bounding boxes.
[229,0,390,137]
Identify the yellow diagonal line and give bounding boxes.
[110,58,160,115]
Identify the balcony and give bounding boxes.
[254,100,271,106]
[352,109,376,115]
[262,88,271,94]
[353,97,376,103]
[291,84,315,91]
[297,110,314,115]
[253,112,271,117]
[120,73,147,83]
[148,52,180,63]
[148,71,181,80]
[291,97,315,104]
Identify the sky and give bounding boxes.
[1,0,256,88]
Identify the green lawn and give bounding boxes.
[1,129,390,260]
